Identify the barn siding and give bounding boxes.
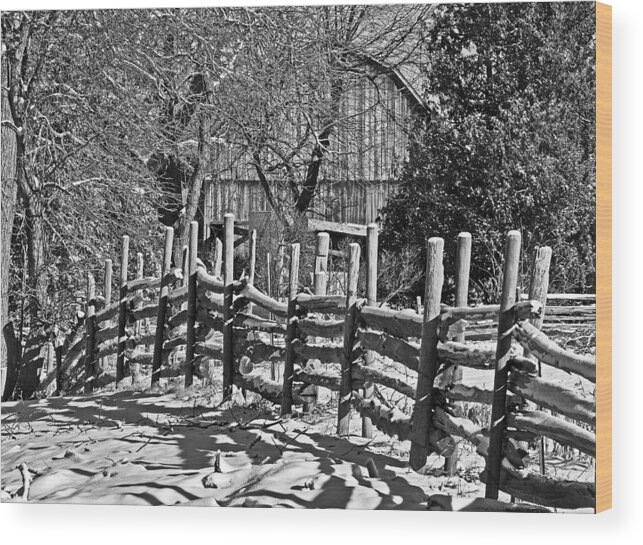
[203,72,414,226]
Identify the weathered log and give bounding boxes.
[199,309,224,333]
[525,245,553,476]
[128,303,158,322]
[350,390,411,440]
[350,391,455,457]
[167,309,188,330]
[185,221,199,387]
[541,315,595,324]
[357,328,498,371]
[164,337,187,350]
[167,286,188,306]
[152,227,174,386]
[295,368,341,391]
[282,243,301,415]
[292,339,344,365]
[307,218,367,237]
[541,324,596,336]
[234,338,285,363]
[409,237,444,471]
[235,313,287,336]
[233,374,302,406]
[95,324,119,345]
[351,363,415,399]
[438,299,543,337]
[126,267,182,292]
[479,466,595,510]
[235,281,288,318]
[195,341,223,360]
[456,329,495,341]
[116,235,129,382]
[442,232,472,476]
[362,223,379,438]
[127,350,154,365]
[507,410,596,456]
[94,300,119,324]
[93,342,118,361]
[125,276,157,292]
[337,243,361,435]
[167,323,187,341]
[443,382,493,405]
[507,356,539,375]
[513,320,596,382]
[521,293,596,302]
[356,328,420,370]
[297,317,344,338]
[84,273,97,392]
[508,369,595,426]
[433,405,489,455]
[545,305,596,316]
[197,288,226,314]
[196,265,225,293]
[486,230,523,501]
[295,293,348,314]
[358,306,423,339]
[438,341,496,369]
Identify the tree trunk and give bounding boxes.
[175,103,213,265]
[15,194,49,397]
[25,195,47,319]
[1,56,19,399]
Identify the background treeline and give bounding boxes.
[381,2,596,305]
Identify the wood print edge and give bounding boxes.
[595,0,612,514]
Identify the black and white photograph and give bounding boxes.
[1,1,605,513]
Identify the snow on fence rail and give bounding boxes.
[42,214,595,511]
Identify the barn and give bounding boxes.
[201,57,428,236]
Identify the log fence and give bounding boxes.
[47,215,597,511]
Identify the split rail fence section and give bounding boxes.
[60,215,596,511]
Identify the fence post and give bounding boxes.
[179,245,189,314]
[116,235,129,382]
[362,223,378,438]
[129,252,145,381]
[409,237,444,470]
[84,273,96,393]
[152,227,173,386]
[337,243,361,436]
[266,251,278,381]
[247,229,257,314]
[444,232,472,475]
[103,259,113,307]
[184,222,199,387]
[248,229,257,284]
[99,259,113,375]
[222,213,235,399]
[527,246,553,475]
[300,232,330,413]
[485,230,522,499]
[454,233,472,339]
[281,243,301,415]
[213,238,223,278]
[313,232,330,295]
[135,252,144,335]
[54,342,63,396]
